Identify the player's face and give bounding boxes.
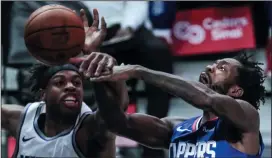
[44,70,84,116]
[199,58,243,96]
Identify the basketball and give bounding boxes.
[24,4,85,65]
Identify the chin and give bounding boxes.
[210,84,228,94]
[63,109,81,119]
[61,105,81,116]
[198,79,210,87]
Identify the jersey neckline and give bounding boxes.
[33,103,75,141]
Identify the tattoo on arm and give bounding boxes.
[93,83,173,149]
[78,111,115,157]
[136,67,214,109]
[135,66,259,132]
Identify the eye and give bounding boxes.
[73,79,82,86]
[54,80,65,86]
[218,65,226,71]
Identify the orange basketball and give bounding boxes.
[24,4,85,65]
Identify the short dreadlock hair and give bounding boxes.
[26,63,51,100]
[233,53,266,109]
[26,63,82,100]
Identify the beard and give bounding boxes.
[209,82,232,95]
[45,98,80,124]
[199,72,232,95]
[209,84,227,94]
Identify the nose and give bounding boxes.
[205,63,216,73]
[64,82,76,92]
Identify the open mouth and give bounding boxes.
[199,72,210,85]
[62,95,79,108]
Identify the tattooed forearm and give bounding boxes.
[132,66,259,132]
[135,66,216,109]
[93,83,128,130]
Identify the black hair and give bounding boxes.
[234,52,266,109]
[26,63,51,100]
[26,63,82,100]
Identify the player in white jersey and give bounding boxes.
[1,8,129,158]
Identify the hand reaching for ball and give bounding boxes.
[69,52,117,78]
[80,9,107,54]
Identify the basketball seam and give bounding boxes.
[26,43,82,51]
[28,50,72,66]
[27,50,53,66]
[25,7,80,31]
[25,26,84,37]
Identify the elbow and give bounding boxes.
[1,118,9,130]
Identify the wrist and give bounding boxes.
[133,65,145,79]
[83,46,100,55]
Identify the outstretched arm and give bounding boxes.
[75,81,129,157]
[1,104,24,137]
[91,65,260,133]
[133,66,259,132]
[92,82,182,149]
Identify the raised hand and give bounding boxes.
[69,52,117,78]
[80,9,107,54]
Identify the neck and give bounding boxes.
[201,111,218,126]
[43,112,77,137]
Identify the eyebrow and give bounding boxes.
[51,75,64,79]
[52,74,81,79]
[216,60,229,65]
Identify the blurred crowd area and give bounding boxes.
[1,1,271,158]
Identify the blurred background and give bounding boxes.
[1,1,271,158]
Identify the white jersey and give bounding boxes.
[13,101,93,158]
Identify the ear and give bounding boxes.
[228,85,244,98]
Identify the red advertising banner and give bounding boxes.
[171,6,256,56]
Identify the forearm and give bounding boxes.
[135,66,215,109]
[106,81,129,110]
[1,108,9,129]
[1,105,23,137]
[93,82,173,148]
[93,82,128,131]
[133,66,260,131]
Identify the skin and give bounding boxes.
[1,52,128,158]
[1,9,129,157]
[91,58,261,155]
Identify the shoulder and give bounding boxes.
[236,99,258,110]
[25,101,45,110]
[235,99,260,130]
[235,99,259,120]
